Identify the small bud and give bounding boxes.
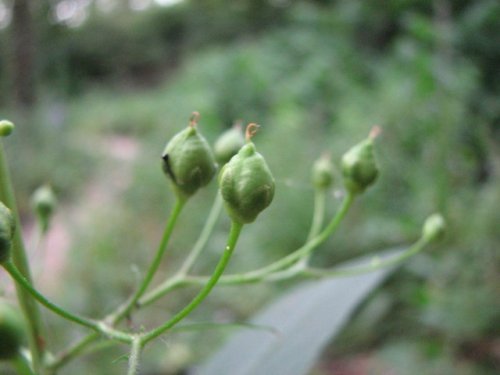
[0,202,15,264]
[161,112,217,199]
[32,185,57,233]
[341,127,380,194]
[422,213,446,242]
[312,153,335,190]
[0,300,26,360]
[214,122,245,165]
[0,120,14,137]
[219,124,275,224]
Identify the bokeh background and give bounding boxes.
[0,0,498,374]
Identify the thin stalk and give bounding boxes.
[303,237,430,278]
[3,260,101,331]
[127,338,143,375]
[210,192,355,285]
[177,192,223,275]
[49,198,187,370]
[138,276,188,308]
[140,192,354,302]
[47,332,100,372]
[298,188,326,267]
[142,221,243,344]
[0,141,44,372]
[110,198,185,323]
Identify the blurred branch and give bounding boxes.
[11,0,37,107]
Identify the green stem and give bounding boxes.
[138,276,188,307]
[213,192,355,285]
[139,193,354,304]
[48,198,186,370]
[111,198,185,323]
[142,221,243,344]
[47,332,100,372]
[298,188,326,267]
[3,260,101,330]
[127,338,143,375]
[0,141,44,373]
[178,192,223,275]
[139,193,223,307]
[303,237,430,278]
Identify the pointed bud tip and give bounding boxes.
[189,111,200,127]
[369,125,382,140]
[245,123,260,142]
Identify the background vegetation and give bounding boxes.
[0,0,498,374]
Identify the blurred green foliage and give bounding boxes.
[0,0,498,374]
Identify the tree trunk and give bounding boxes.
[11,0,36,107]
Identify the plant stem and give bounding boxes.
[127,338,143,375]
[3,260,101,330]
[142,221,243,344]
[303,237,430,278]
[138,193,354,304]
[47,332,100,372]
[3,261,133,344]
[209,192,355,285]
[0,141,44,373]
[298,188,326,267]
[111,198,185,323]
[138,275,188,307]
[139,193,223,307]
[177,192,223,275]
[49,198,187,370]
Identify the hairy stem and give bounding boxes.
[111,198,185,323]
[127,338,143,375]
[178,192,223,275]
[3,260,100,330]
[142,221,243,344]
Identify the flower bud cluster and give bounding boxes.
[162,115,275,224]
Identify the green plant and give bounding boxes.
[0,115,444,375]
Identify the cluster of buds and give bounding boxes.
[162,114,275,224]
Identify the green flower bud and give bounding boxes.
[32,185,57,233]
[312,153,335,190]
[161,112,217,199]
[0,120,14,137]
[0,202,15,264]
[422,213,446,242]
[0,300,26,360]
[219,124,275,224]
[214,122,245,165]
[341,127,380,194]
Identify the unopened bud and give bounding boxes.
[312,153,334,190]
[422,213,446,242]
[32,185,57,233]
[214,122,245,165]
[219,124,275,224]
[161,112,217,199]
[341,127,380,194]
